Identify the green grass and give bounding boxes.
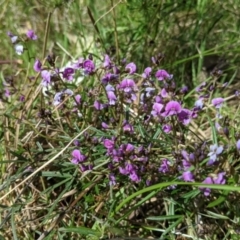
[1,0,240,239]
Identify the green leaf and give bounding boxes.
[147,215,184,221]
[59,227,101,237]
[207,195,227,208]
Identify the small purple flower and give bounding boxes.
[74,94,81,105]
[125,143,135,153]
[123,121,134,133]
[15,44,24,55]
[101,122,109,129]
[107,91,117,105]
[94,100,105,110]
[212,97,224,109]
[162,124,172,133]
[151,102,164,117]
[182,171,194,182]
[53,93,62,106]
[195,98,204,109]
[7,31,18,43]
[201,172,226,196]
[142,67,152,78]
[155,69,172,81]
[71,149,87,164]
[62,67,74,81]
[53,89,73,106]
[125,62,137,75]
[26,30,37,40]
[83,59,95,74]
[73,140,80,146]
[41,70,51,86]
[159,159,170,173]
[109,173,116,185]
[79,163,93,172]
[72,57,84,69]
[177,108,192,125]
[201,177,213,196]
[214,172,226,184]
[5,89,10,97]
[103,139,115,151]
[101,73,118,84]
[103,54,112,68]
[236,139,240,150]
[19,95,25,102]
[129,170,141,182]
[207,144,223,164]
[162,100,182,117]
[106,84,115,92]
[33,59,42,72]
[160,88,169,98]
[180,85,188,94]
[118,79,137,93]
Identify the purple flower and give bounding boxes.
[33,59,42,72]
[79,163,93,172]
[71,149,87,164]
[103,54,112,68]
[119,166,128,175]
[102,122,109,129]
[120,143,134,155]
[151,102,164,117]
[142,67,152,78]
[159,159,170,173]
[182,171,194,182]
[72,58,84,69]
[53,89,73,106]
[236,139,240,150]
[162,124,172,133]
[125,62,137,74]
[212,97,224,108]
[19,95,25,102]
[62,67,74,81]
[94,100,105,110]
[155,69,172,81]
[180,85,188,94]
[162,100,182,117]
[213,172,226,184]
[109,173,116,185]
[118,79,137,93]
[129,170,141,182]
[201,177,213,196]
[207,144,223,164]
[107,91,117,105]
[83,59,95,74]
[41,70,51,86]
[195,98,204,109]
[177,108,192,125]
[201,172,226,196]
[73,140,80,146]
[15,44,24,55]
[160,88,169,98]
[26,30,37,40]
[7,31,18,43]
[74,94,81,105]
[101,73,118,84]
[103,139,115,151]
[123,121,134,133]
[5,89,10,97]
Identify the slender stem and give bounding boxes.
[111,0,120,62]
[42,11,52,59]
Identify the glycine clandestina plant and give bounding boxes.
[3,28,240,238]
[4,29,240,192]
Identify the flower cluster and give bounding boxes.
[7,28,239,198]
